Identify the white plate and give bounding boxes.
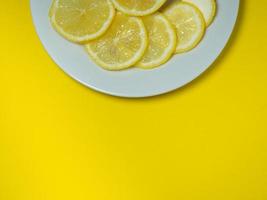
[31,0,239,98]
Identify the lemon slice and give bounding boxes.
[111,0,167,16]
[183,0,216,26]
[136,13,177,69]
[163,2,205,53]
[49,0,115,43]
[85,12,148,71]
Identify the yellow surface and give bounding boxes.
[0,1,267,200]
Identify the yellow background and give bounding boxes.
[1,1,267,200]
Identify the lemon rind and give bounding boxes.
[206,0,217,26]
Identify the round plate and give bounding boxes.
[31,0,239,98]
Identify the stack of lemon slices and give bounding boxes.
[49,0,217,70]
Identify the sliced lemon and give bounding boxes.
[85,12,148,71]
[183,0,216,26]
[111,0,167,16]
[136,13,177,69]
[49,0,115,43]
[163,2,205,53]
